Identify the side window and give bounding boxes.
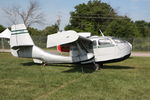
[92,40,97,48]
[112,38,126,43]
[98,38,114,47]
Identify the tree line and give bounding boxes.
[0,0,150,38]
[65,0,150,38]
[0,24,59,36]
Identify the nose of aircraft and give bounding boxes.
[127,42,132,51]
[125,42,132,55]
[128,42,132,50]
[117,41,132,57]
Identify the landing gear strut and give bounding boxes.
[93,63,103,71]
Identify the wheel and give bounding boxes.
[93,63,99,71]
[99,63,103,69]
[42,62,47,66]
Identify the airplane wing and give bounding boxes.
[47,30,94,63]
[47,30,92,48]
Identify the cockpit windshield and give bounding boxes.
[112,38,126,43]
[98,38,112,45]
[97,38,114,48]
[91,37,117,48]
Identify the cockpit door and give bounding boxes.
[93,38,116,62]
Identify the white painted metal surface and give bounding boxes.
[89,36,132,62]
[47,30,79,48]
[78,32,91,38]
[10,24,34,48]
[9,24,132,66]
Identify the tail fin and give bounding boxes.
[10,24,34,57]
[10,24,34,49]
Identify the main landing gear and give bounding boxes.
[93,63,103,71]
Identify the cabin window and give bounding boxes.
[92,40,97,48]
[98,38,114,48]
[112,38,126,43]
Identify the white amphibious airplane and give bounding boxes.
[1,24,132,70]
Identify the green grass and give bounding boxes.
[0,53,150,100]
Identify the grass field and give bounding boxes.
[0,53,150,100]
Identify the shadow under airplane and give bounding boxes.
[21,62,134,73]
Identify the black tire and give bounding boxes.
[93,63,99,71]
[98,63,103,69]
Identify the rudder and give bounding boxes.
[10,24,34,49]
[10,24,34,57]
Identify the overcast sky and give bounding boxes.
[0,0,150,30]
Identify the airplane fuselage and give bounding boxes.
[89,36,132,64]
[7,24,132,70]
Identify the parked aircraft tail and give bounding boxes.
[9,24,72,64]
[10,24,34,48]
[10,24,35,57]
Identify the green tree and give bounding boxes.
[42,24,59,36]
[135,20,150,37]
[65,0,146,38]
[28,27,42,36]
[0,25,5,33]
[27,24,59,36]
[104,19,140,38]
[65,0,117,35]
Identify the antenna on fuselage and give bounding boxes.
[99,29,105,37]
